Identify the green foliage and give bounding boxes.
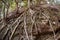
[9,1,16,11]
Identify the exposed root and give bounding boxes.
[9,19,22,40]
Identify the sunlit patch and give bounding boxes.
[20,1,27,7]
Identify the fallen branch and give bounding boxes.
[10,12,24,27]
[2,28,10,40]
[24,13,29,40]
[9,19,22,40]
[49,20,56,40]
[0,23,6,33]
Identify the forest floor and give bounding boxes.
[0,4,60,40]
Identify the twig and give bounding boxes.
[9,19,22,40]
[24,13,29,40]
[30,15,33,40]
[0,24,6,32]
[0,8,24,38]
[30,9,35,40]
[28,0,30,8]
[42,13,49,19]
[10,13,24,28]
[2,28,9,40]
[42,11,56,40]
[28,0,34,39]
[49,20,57,40]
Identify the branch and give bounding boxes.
[24,12,29,40]
[49,20,56,40]
[9,19,22,40]
[2,28,9,40]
